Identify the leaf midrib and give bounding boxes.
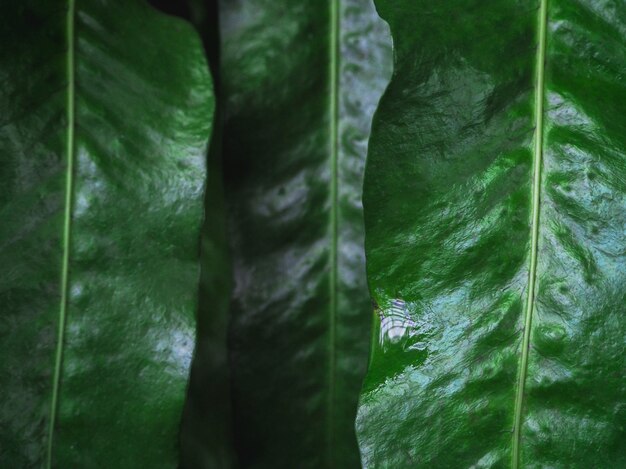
[47,0,76,467]
[327,0,340,465]
[512,0,548,467]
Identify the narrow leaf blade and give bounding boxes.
[358,0,626,467]
[0,1,214,466]
[219,0,391,466]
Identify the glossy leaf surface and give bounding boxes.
[220,0,391,466]
[358,0,626,467]
[0,1,213,467]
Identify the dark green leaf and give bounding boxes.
[220,0,391,466]
[358,0,626,467]
[0,1,213,467]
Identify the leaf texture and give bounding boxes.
[219,0,391,466]
[0,1,213,467]
[358,0,626,467]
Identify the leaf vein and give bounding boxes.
[47,1,76,466]
[512,0,548,467]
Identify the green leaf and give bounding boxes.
[0,1,213,467]
[219,0,391,466]
[358,0,626,467]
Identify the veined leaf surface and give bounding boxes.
[0,1,213,467]
[358,0,626,467]
[220,0,391,466]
